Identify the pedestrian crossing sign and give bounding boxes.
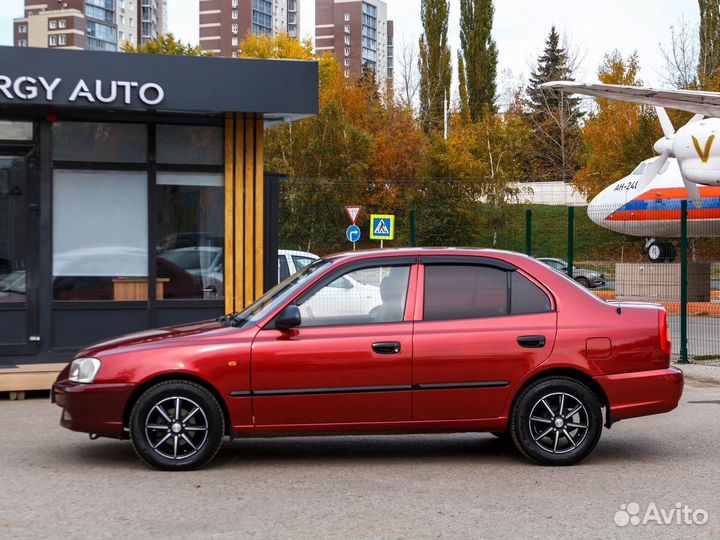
[370,214,395,240]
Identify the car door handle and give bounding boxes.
[372,342,401,355]
[517,335,546,348]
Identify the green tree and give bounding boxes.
[526,26,583,182]
[699,0,720,90]
[459,0,498,120]
[418,0,452,133]
[121,34,210,56]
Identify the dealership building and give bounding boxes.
[0,46,318,391]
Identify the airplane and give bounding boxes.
[541,81,720,262]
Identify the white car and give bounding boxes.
[279,250,382,318]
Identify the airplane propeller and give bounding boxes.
[634,107,703,208]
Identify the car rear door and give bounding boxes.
[251,257,418,428]
[412,256,557,421]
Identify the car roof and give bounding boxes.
[278,249,319,259]
[323,247,536,264]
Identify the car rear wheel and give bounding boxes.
[510,377,602,465]
[129,380,225,471]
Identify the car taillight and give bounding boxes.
[659,309,671,360]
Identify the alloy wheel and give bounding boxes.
[144,396,209,460]
[528,392,589,454]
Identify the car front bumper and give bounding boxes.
[52,378,135,439]
[596,367,684,422]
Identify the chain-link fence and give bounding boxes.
[278,178,720,364]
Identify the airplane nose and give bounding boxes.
[587,197,609,226]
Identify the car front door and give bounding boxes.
[251,258,417,428]
[412,257,557,421]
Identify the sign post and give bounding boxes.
[345,206,362,250]
[370,214,395,248]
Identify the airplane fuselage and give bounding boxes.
[587,158,720,238]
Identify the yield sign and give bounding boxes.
[345,205,362,224]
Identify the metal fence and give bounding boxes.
[278,179,720,364]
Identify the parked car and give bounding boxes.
[278,249,319,282]
[52,248,682,470]
[537,257,606,288]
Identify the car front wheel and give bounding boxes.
[510,377,602,465]
[129,380,225,471]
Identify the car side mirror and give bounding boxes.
[275,304,301,330]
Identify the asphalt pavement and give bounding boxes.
[1,373,719,540]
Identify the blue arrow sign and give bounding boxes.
[346,224,361,243]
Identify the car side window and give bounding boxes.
[292,255,316,272]
[298,265,411,327]
[424,265,508,321]
[423,265,553,321]
[511,272,552,315]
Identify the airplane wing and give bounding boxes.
[541,81,720,117]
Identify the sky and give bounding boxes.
[0,0,702,91]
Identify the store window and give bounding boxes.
[0,156,28,305]
[53,170,148,301]
[156,125,223,165]
[156,172,224,300]
[53,122,147,163]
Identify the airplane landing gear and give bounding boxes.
[645,239,677,263]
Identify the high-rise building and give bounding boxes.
[13,0,165,52]
[199,0,301,59]
[315,0,393,91]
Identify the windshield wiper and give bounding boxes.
[217,312,240,326]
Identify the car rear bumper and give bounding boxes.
[52,378,134,438]
[596,367,684,422]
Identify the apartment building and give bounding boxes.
[13,0,165,52]
[315,0,394,91]
[199,0,301,58]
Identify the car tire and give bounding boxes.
[510,377,602,466]
[575,277,590,288]
[129,380,225,471]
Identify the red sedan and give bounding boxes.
[52,249,683,470]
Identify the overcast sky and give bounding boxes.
[1,0,701,90]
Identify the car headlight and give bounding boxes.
[68,357,101,384]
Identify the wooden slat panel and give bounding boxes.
[254,116,265,298]
[234,115,246,311]
[224,114,235,314]
[243,116,256,307]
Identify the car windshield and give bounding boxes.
[230,259,331,327]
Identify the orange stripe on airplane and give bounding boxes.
[607,209,720,221]
[636,187,720,200]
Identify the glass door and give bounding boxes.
[0,149,39,356]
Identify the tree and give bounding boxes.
[121,34,210,56]
[396,39,421,109]
[457,51,470,121]
[526,26,583,182]
[575,51,661,197]
[699,0,720,90]
[660,17,699,89]
[239,32,314,60]
[459,0,498,120]
[418,0,452,133]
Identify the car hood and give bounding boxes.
[77,319,241,358]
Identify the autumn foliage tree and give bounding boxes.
[121,34,210,56]
[575,51,662,197]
